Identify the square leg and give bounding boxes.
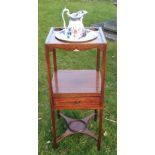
[97,109,103,150]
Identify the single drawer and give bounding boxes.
[54,97,102,110]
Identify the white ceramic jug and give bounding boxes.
[62,8,88,39]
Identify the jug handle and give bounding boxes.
[62,8,70,29]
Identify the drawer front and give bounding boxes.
[54,97,102,110]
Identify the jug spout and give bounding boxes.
[78,10,88,16]
[69,10,88,19]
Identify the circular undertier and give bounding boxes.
[68,120,87,132]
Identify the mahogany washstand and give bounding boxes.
[45,27,107,150]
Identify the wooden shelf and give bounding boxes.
[52,70,101,97]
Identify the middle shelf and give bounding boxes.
[52,70,102,98]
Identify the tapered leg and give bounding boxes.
[53,49,60,119]
[97,46,107,150]
[94,110,98,121]
[96,48,100,70]
[97,110,103,150]
[57,110,60,118]
[95,48,100,121]
[45,46,57,148]
[51,109,57,148]
[53,48,57,72]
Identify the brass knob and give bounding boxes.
[74,101,80,104]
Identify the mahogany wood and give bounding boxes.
[97,109,103,150]
[45,46,57,148]
[53,48,57,72]
[52,70,101,97]
[57,112,97,143]
[95,48,101,121]
[45,27,107,150]
[96,48,100,71]
[97,45,107,150]
[54,97,101,110]
[45,27,107,51]
[52,48,60,117]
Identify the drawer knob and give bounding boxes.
[74,101,80,104]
